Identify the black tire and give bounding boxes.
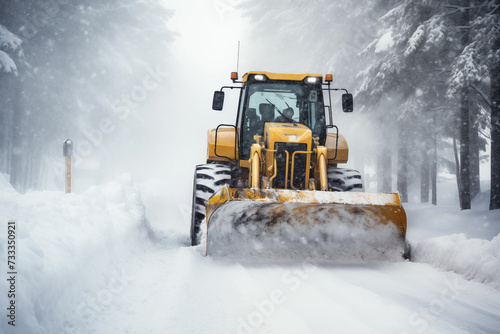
[190,164,232,246]
[327,168,363,192]
[403,240,411,260]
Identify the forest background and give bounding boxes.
[0,0,498,210]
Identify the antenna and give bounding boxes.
[231,41,241,82]
[236,41,240,74]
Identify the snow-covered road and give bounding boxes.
[1,176,499,334]
[87,237,500,334]
[83,180,500,334]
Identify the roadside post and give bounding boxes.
[63,139,73,193]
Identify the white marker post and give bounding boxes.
[63,139,73,193]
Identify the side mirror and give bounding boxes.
[342,93,353,113]
[325,105,334,127]
[212,91,225,111]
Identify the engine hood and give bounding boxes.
[264,123,312,148]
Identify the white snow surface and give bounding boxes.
[413,233,500,289]
[0,174,147,333]
[1,175,500,334]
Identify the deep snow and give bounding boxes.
[0,174,499,334]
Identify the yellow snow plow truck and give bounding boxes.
[191,71,408,261]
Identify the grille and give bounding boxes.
[273,142,308,189]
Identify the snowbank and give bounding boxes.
[0,174,147,334]
[412,233,500,290]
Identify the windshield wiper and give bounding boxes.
[266,99,296,123]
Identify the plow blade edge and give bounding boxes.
[206,186,407,261]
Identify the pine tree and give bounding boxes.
[447,4,500,210]
[0,22,25,182]
[0,0,173,191]
[490,17,500,209]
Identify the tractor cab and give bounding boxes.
[211,71,353,165]
[213,71,352,161]
[236,73,327,160]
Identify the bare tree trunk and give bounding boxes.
[490,27,500,210]
[377,148,392,193]
[9,77,23,191]
[357,153,365,190]
[421,153,430,203]
[459,92,471,210]
[457,4,471,210]
[397,123,408,202]
[453,133,462,206]
[0,74,15,176]
[469,103,480,199]
[431,111,437,205]
[431,154,437,205]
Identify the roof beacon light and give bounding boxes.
[325,74,333,82]
[306,77,319,84]
[231,72,238,81]
[254,74,265,81]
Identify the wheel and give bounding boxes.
[190,164,232,246]
[327,168,363,192]
[403,240,411,260]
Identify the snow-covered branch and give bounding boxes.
[444,0,496,15]
[0,50,17,74]
[470,83,491,107]
[0,24,23,75]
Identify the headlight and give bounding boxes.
[305,76,320,84]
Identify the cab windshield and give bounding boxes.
[238,81,326,160]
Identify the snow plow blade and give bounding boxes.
[206,186,407,261]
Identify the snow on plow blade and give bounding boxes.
[206,185,407,261]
